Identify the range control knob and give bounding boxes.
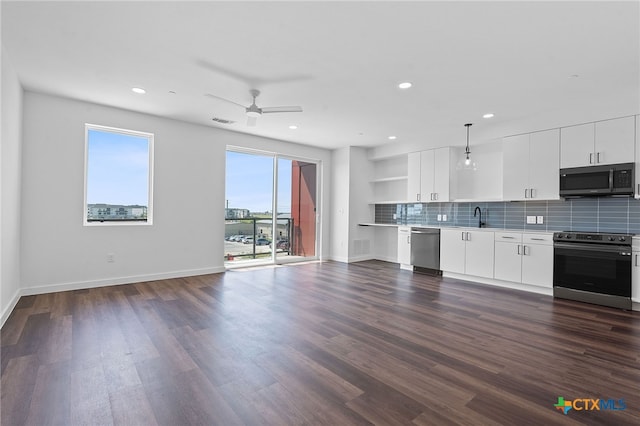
[608,236,615,241]
[619,236,626,242]
[566,235,572,239]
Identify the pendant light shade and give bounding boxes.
[464,123,473,166]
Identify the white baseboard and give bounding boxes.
[442,272,553,296]
[1,288,22,328]
[20,266,227,297]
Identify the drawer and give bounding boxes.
[523,233,553,245]
[495,231,522,243]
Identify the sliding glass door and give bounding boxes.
[225,149,318,266]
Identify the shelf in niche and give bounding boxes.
[370,175,408,183]
[368,200,406,205]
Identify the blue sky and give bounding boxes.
[226,151,291,214]
[86,129,149,206]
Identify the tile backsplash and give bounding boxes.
[375,197,640,234]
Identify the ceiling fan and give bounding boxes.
[205,89,302,126]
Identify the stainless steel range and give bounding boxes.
[553,231,633,309]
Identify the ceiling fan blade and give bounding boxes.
[204,93,246,109]
[261,106,303,114]
[247,116,257,127]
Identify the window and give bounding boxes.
[84,124,153,225]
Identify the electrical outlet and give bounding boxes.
[536,215,544,224]
[442,214,447,221]
[437,214,442,221]
[526,216,536,224]
[107,253,115,263]
[392,213,397,220]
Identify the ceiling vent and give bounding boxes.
[211,117,235,124]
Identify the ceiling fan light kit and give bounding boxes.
[205,89,302,127]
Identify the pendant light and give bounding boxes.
[464,123,473,166]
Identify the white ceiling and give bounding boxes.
[3,1,639,151]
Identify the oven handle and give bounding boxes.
[554,242,632,254]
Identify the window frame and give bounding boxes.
[83,123,154,226]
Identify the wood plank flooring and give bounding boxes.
[2,260,639,425]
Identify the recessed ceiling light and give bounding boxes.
[388,136,397,140]
[568,74,579,78]
[398,82,412,89]
[483,113,494,119]
[289,125,298,130]
[132,87,146,94]
[168,90,176,94]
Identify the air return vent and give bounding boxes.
[212,117,236,124]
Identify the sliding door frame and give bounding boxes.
[226,146,321,266]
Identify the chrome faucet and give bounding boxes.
[474,206,485,228]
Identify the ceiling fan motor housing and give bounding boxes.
[246,104,262,117]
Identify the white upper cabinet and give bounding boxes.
[407,147,451,202]
[407,152,421,202]
[503,129,559,201]
[561,116,635,168]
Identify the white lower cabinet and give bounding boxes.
[397,226,412,268]
[633,238,640,302]
[440,229,494,278]
[494,232,553,288]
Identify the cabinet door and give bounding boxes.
[560,123,595,168]
[636,116,640,198]
[465,231,495,278]
[633,251,640,302]
[407,152,421,202]
[440,229,466,274]
[494,241,522,283]
[420,149,435,201]
[502,134,530,200]
[521,243,553,288]
[594,116,635,166]
[529,129,560,200]
[433,147,450,202]
[397,227,412,265]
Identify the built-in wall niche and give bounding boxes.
[369,154,408,203]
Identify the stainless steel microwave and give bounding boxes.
[559,162,635,197]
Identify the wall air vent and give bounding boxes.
[212,117,236,124]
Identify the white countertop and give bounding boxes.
[358,223,554,234]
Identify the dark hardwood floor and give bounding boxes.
[2,260,639,425]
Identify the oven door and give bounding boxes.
[553,242,632,297]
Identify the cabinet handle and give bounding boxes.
[530,238,545,241]
[502,236,516,239]
[461,232,465,241]
[530,188,536,198]
[517,245,521,255]
[589,152,593,164]
[597,152,601,163]
[524,245,529,255]
[407,236,410,244]
[417,193,420,201]
[466,232,471,241]
[430,193,434,201]
[524,189,529,198]
[636,254,638,267]
[434,193,438,201]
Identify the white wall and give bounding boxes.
[329,146,374,263]
[1,45,24,325]
[19,92,331,295]
[330,147,350,262]
[347,147,374,261]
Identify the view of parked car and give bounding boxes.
[256,238,270,246]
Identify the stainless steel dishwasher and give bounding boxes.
[410,227,441,273]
